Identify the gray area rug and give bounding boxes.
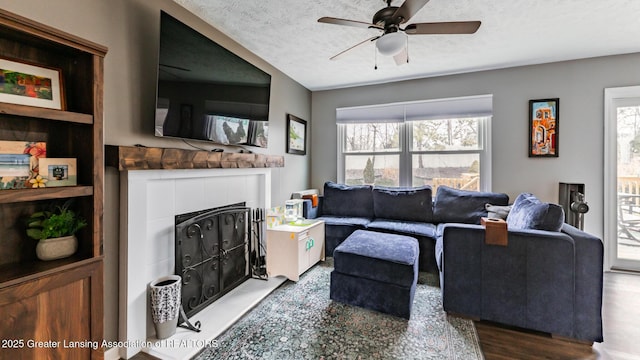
[193,259,484,360]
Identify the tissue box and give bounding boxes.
[266,206,285,228]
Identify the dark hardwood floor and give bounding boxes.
[129,353,159,360]
[130,271,640,360]
[594,271,640,359]
[477,271,640,360]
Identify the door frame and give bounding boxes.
[604,85,640,272]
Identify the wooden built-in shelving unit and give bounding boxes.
[0,8,106,359]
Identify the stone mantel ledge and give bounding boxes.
[105,145,284,171]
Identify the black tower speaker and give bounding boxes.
[559,182,589,230]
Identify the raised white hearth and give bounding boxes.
[118,167,274,359]
[144,275,285,360]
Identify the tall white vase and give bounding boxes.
[149,275,182,339]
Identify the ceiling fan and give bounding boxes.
[318,0,481,65]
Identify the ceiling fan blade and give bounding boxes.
[405,21,481,34]
[393,47,409,65]
[392,0,430,24]
[330,36,380,60]
[318,17,383,30]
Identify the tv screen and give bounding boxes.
[154,11,271,148]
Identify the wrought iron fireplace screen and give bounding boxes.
[175,203,251,318]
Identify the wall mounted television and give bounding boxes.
[154,11,271,148]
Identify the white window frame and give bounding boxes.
[337,95,492,190]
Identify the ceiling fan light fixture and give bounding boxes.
[376,31,407,56]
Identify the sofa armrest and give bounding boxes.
[440,224,578,337]
[561,224,604,342]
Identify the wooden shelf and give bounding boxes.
[0,103,93,124]
[0,186,93,204]
[106,145,285,171]
[0,255,99,290]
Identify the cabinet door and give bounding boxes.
[308,225,325,264]
[298,233,310,274]
[0,260,102,360]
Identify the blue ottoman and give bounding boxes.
[330,229,419,319]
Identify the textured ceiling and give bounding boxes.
[172,0,640,91]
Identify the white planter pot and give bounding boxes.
[36,235,78,261]
[149,275,182,339]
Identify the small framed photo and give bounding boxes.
[529,98,559,157]
[0,56,65,110]
[286,114,307,155]
[0,141,46,190]
[38,158,77,187]
[0,154,30,177]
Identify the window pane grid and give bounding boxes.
[338,111,490,190]
[343,151,403,155]
[409,118,483,152]
[344,122,401,152]
[345,154,400,186]
[409,149,482,155]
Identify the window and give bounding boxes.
[337,96,492,191]
[343,122,401,186]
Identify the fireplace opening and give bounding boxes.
[175,202,252,318]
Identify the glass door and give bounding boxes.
[605,86,640,271]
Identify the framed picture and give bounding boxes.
[0,141,46,190]
[0,154,30,177]
[286,114,307,155]
[38,158,77,187]
[529,98,559,157]
[0,56,65,110]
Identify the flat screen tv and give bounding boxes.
[154,11,271,148]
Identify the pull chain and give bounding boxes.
[406,36,409,63]
[374,46,378,70]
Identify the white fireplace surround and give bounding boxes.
[118,168,271,359]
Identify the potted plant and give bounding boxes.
[26,201,87,261]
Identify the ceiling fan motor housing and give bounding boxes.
[373,5,406,56]
[373,6,403,31]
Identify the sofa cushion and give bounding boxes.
[507,193,565,232]
[322,181,374,218]
[372,186,433,222]
[433,186,509,224]
[367,219,437,238]
[485,203,512,220]
[320,216,371,257]
[318,215,371,227]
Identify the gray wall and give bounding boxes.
[0,0,311,343]
[312,52,640,238]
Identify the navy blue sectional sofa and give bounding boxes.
[304,181,604,343]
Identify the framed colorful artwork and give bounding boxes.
[0,56,65,110]
[286,114,307,155]
[529,98,559,157]
[38,158,77,187]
